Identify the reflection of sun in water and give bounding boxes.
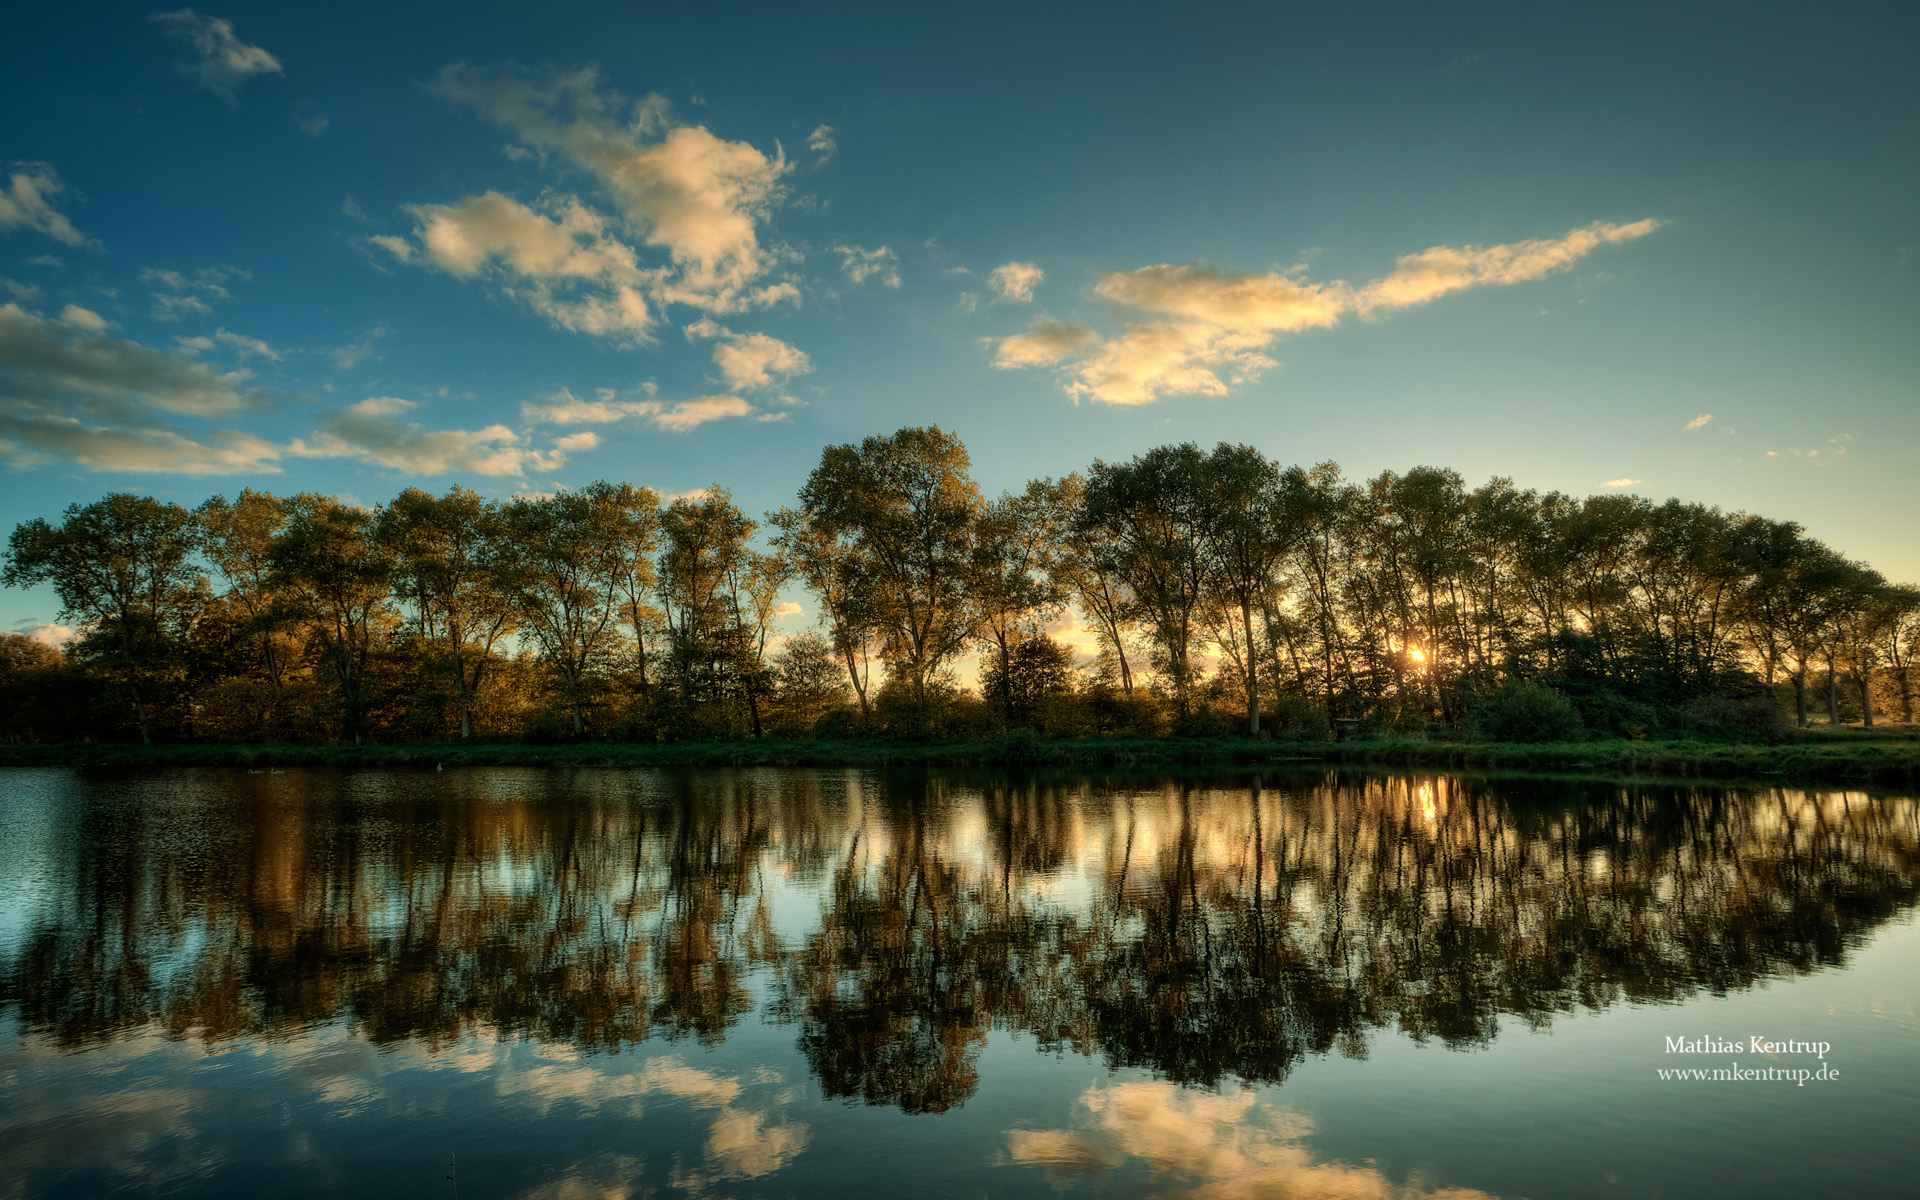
[1419,783,1437,822]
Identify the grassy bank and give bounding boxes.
[2,731,1917,785]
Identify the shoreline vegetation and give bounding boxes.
[5,427,1917,759]
[4,729,1917,786]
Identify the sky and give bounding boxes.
[2,1,1916,644]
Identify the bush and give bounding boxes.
[1472,680,1584,743]
[1680,692,1793,742]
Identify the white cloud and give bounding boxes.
[298,112,331,137]
[685,320,811,391]
[552,430,599,451]
[1010,1081,1497,1200]
[987,261,1043,303]
[57,304,109,332]
[806,125,837,160]
[1355,219,1660,314]
[391,191,655,341]
[522,386,756,433]
[1601,478,1640,489]
[1685,413,1713,430]
[426,66,792,315]
[149,10,283,103]
[646,393,752,432]
[994,219,1661,405]
[16,622,78,650]
[0,164,93,248]
[829,243,900,288]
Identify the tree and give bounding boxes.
[1195,444,1314,735]
[270,495,396,745]
[1076,445,1210,719]
[971,483,1066,727]
[795,427,983,722]
[771,505,882,723]
[375,487,517,740]
[196,489,290,692]
[500,484,630,736]
[4,494,205,743]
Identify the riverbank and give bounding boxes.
[3,731,1917,785]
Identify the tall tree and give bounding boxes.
[796,427,983,718]
[1076,444,1209,719]
[270,495,395,745]
[196,489,290,692]
[501,484,630,736]
[1196,444,1314,735]
[4,494,204,743]
[375,487,516,740]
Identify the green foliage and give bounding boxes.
[1472,680,1585,743]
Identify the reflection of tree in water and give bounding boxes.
[3,768,1916,1109]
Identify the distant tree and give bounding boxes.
[4,494,205,743]
[771,631,852,735]
[771,505,881,722]
[971,483,1066,727]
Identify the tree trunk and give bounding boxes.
[1241,596,1260,736]
[1858,672,1875,728]
[1794,669,1809,728]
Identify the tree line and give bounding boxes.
[3,425,1916,744]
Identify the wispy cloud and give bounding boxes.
[806,124,836,161]
[994,219,1661,405]
[988,261,1043,303]
[1684,413,1712,430]
[0,164,94,248]
[522,386,758,433]
[142,265,244,322]
[291,396,568,476]
[1601,478,1640,489]
[1,303,577,476]
[829,243,900,288]
[149,10,283,103]
[1765,435,1851,464]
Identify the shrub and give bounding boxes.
[1472,679,1584,743]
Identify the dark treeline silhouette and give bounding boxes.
[5,770,1915,1110]
[4,426,1917,745]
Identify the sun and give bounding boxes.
[1407,647,1427,664]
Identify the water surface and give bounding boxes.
[2,766,1915,1198]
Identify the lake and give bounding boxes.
[2,766,1915,1198]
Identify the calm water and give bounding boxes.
[1,766,1916,1199]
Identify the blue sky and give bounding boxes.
[3,1,1916,640]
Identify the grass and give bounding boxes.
[2,728,1917,785]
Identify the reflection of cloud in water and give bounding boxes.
[0,1052,217,1197]
[1011,1081,1503,1199]
[499,1057,806,1197]
[702,1106,808,1179]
